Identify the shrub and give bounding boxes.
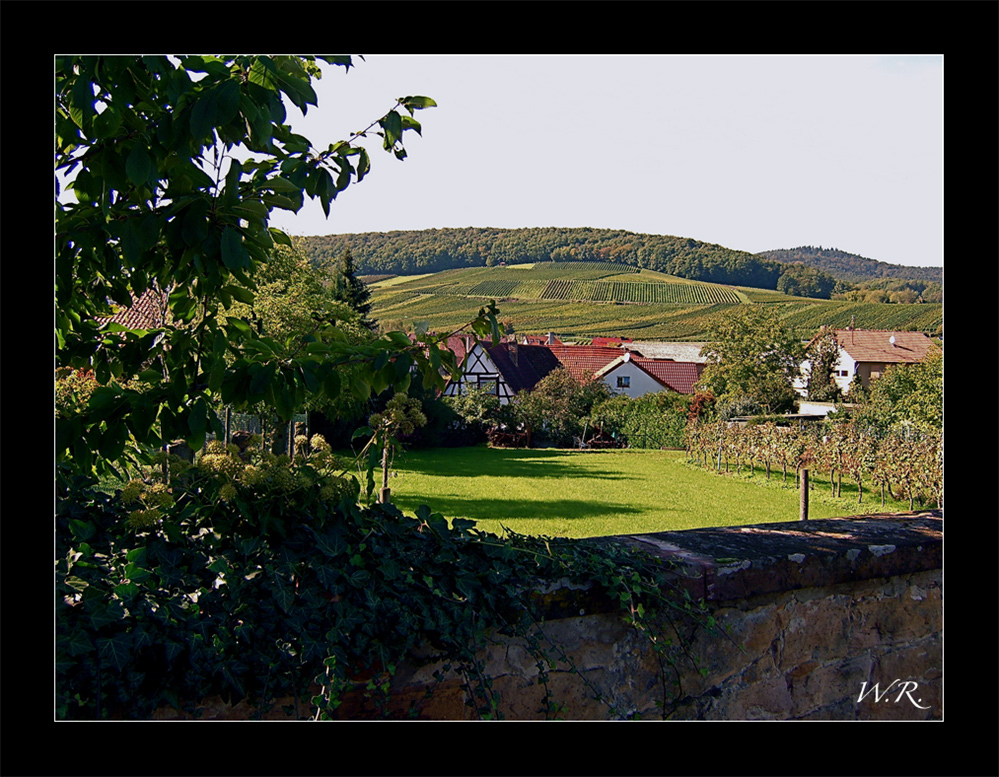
[56,441,714,720]
[590,392,690,449]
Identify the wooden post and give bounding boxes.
[800,467,809,521]
[379,445,391,504]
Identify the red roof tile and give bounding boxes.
[631,357,702,394]
[831,329,939,365]
[103,287,169,330]
[594,353,703,394]
[544,345,636,382]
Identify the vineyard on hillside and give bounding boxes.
[366,262,941,340]
[540,280,740,305]
[373,262,741,306]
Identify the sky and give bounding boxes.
[268,54,944,269]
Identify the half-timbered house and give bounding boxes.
[443,341,562,403]
[444,334,705,403]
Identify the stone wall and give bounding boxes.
[157,510,941,721]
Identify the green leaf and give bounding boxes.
[188,396,209,437]
[399,95,437,111]
[249,363,277,397]
[222,284,255,305]
[88,599,126,630]
[69,518,96,542]
[226,317,254,337]
[266,176,302,193]
[269,227,293,247]
[93,107,122,139]
[98,634,133,672]
[322,369,341,399]
[381,111,403,149]
[350,372,370,400]
[63,629,96,657]
[221,226,250,270]
[126,143,152,187]
[215,78,242,126]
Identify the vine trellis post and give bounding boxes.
[799,467,809,521]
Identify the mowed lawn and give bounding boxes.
[386,446,891,539]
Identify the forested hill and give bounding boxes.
[756,246,942,284]
[296,227,785,290]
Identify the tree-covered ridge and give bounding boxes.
[296,227,786,290]
[756,246,942,284]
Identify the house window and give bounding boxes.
[478,376,499,395]
[616,376,630,389]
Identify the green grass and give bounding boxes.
[385,446,912,539]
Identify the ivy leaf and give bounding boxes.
[272,574,296,614]
[97,634,134,672]
[62,629,96,657]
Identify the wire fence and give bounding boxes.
[203,409,310,457]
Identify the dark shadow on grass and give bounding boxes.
[390,493,646,524]
[393,447,642,482]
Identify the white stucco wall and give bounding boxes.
[599,362,664,399]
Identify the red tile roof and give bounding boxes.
[544,344,638,383]
[591,336,633,346]
[831,329,939,365]
[594,354,703,394]
[521,333,563,346]
[477,341,702,395]
[103,287,169,330]
[631,357,703,394]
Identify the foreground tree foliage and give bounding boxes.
[56,55,456,476]
[55,55,713,720]
[849,351,943,435]
[696,306,805,415]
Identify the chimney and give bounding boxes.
[547,331,555,345]
[509,343,518,367]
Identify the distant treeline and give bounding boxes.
[756,246,942,284]
[297,227,785,290]
[296,229,942,298]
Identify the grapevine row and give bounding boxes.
[684,419,942,510]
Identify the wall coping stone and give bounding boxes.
[584,510,941,604]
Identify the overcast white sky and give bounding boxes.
[268,54,943,269]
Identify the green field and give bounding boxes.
[384,447,909,539]
[368,262,941,340]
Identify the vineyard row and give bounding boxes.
[685,420,942,511]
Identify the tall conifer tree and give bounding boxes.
[331,248,374,328]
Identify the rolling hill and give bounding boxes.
[296,227,942,292]
[756,246,942,284]
[366,261,942,342]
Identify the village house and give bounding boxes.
[443,335,703,403]
[520,332,562,346]
[593,351,703,398]
[101,286,170,330]
[795,328,940,397]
